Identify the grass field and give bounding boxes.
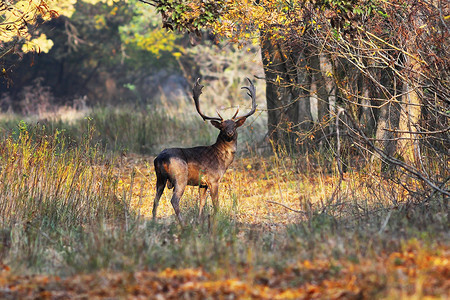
[0,110,448,299]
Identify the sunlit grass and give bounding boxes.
[122,152,414,226]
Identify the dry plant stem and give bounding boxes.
[266,200,307,215]
[333,109,346,200]
[322,108,346,212]
[335,108,345,178]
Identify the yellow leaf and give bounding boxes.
[21,34,54,53]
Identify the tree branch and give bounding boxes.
[137,0,157,6]
[343,110,450,197]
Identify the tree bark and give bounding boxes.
[260,31,301,151]
[373,75,401,173]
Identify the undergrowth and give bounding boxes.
[0,117,447,298]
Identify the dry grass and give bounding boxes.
[0,113,447,298]
[118,152,414,226]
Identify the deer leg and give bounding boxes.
[210,183,219,215]
[171,182,187,224]
[198,186,208,219]
[152,177,166,220]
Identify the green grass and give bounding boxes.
[0,106,215,155]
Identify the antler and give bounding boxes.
[193,78,223,122]
[233,78,257,121]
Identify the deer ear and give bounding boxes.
[235,118,247,128]
[210,120,222,129]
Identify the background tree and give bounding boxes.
[1,1,122,77]
[1,0,186,108]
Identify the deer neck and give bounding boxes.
[212,133,237,166]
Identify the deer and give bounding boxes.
[152,78,257,224]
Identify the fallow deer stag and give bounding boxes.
[152,78,257,223]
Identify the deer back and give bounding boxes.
[155,142,233,188]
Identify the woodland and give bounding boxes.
[0,0,448,298]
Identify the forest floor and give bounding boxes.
[1,250,448,299]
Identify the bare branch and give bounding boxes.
[266,200,308,215]
[137,0,157,6]
[343,110,450,197]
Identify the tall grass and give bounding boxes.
[87,106,216,153]
[0,121,124,273]
[0,105,266,155]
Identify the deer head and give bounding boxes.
[192,78,257,141]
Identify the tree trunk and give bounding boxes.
[358,75,376,137]
[397,73,421,166]
[260,32,301,151]
[373,75,401,173]
[309,53,334,143]
[319,54,336,135]
[396,32,423,167]
[295,47,314,150]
